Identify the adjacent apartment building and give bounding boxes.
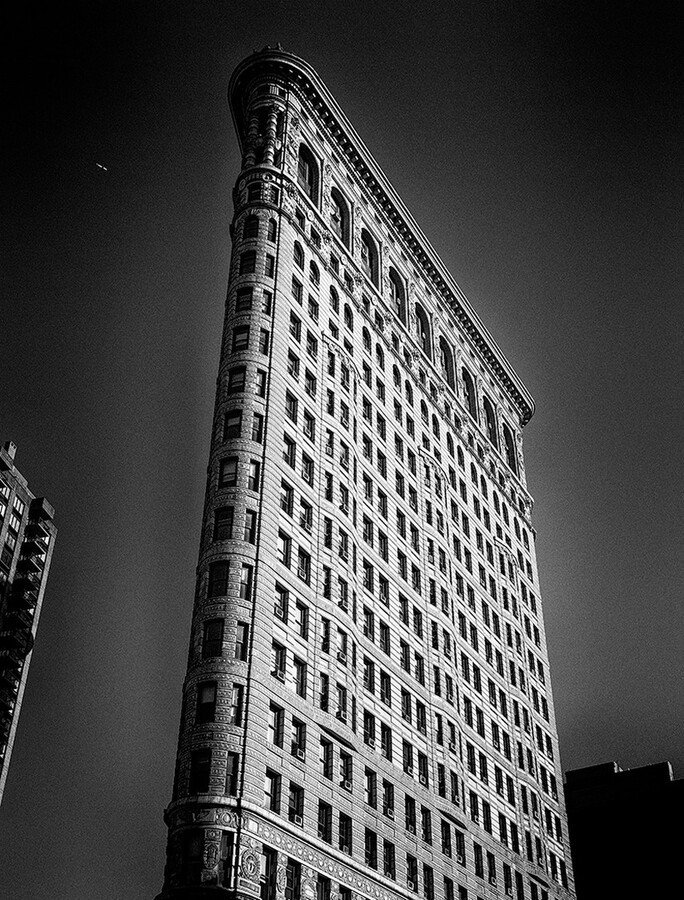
[0,441,56,805]
[155,47,575,900]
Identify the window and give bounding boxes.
[294,658,307,697]
[265,769,281,812]
[236,287,253,311]
[278,531,291,567]
[189,748,211,794]
[232,325,250,351]
[364,829,378,869]
[318,801,332,842]
[227,366,247,394]
[330,188,350,246]
[269,704,284,747]
[339,813,352,853]
[196,681,217,723]
[439,337,455,388]
[360,229,378,286]
[213,506,234,541]
[415,304,432,359]
[244,509,257,543]
[383,840,396,880]
[252,413,264,443]
[208,561,229,597]
[503,423,518,474]
[223,409,242,440]
[202,619,224,658]
[389,268,406,323]
[462,368,478,420]
[483,396,498,448]
[239,251,256,275]
[297,145,318,202]
[235,622,249,660]
[288,782,304,824]
[226,752,239,796]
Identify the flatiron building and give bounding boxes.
[156,47,575,900]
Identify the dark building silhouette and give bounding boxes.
[155,47,576,900]
[0,440,57,805]
[565,761,682,898]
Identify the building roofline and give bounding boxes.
[228,48,536,425]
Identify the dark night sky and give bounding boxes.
[1,2,682,897]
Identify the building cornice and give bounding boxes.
[228,48,536,426]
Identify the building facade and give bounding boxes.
[0,441,56,805]
[156,48,575,900]
[565,761,682,897]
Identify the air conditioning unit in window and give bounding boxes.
[341,845,350,854]
[406,824,416,835]
[294,748,305,761]
[456,853,465,865]
[419,775,428,786]
[272,669,285,681]
[505,888,513,897]
[336,710,347,722]
[489,876,497,886]
[294,815,303,827]
[337,651,347,664]
[274,604,286,620]
[405,766,414,776]
[385,808,395,820]
[407,881,416,892]
[448,741,457,752]
[367,738,376,749]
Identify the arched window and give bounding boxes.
[457,446,465,469]
[297,144,319,203]
[405,381,413,406]
[243,215,259,240]
[309,261,320,287]
[360,230,379,286]
[267,219,277,243]
[375,345,385,371]
[330,286,339,314]
[483,397,498,449]
[393,365,401,389]
[330,188,350,247]
[362,327,372,352]
[432,415,440,439]
[294,242,304,269]
[439,337,455,389]
[447,434,454,457]
[420,401,429,425]
[503,424,518,475]
[415,304,432,359]
[461,367,478,421]
[344,304,354,331]
[480,475,488,499]
[389,268,406,324]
